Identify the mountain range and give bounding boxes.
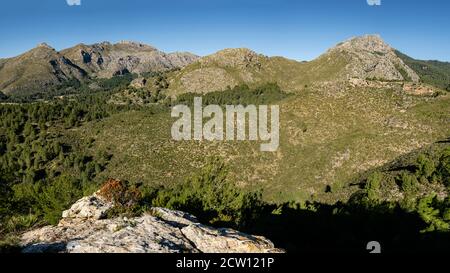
[1,35,450,98]
[0,41,198,96]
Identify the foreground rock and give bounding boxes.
[20,194,283,253]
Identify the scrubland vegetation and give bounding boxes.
[0,76,449,252]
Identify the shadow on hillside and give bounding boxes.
[236,201,450,253]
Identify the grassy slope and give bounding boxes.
[66,86,450,204]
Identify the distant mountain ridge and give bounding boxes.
[396,50,450,90]
[0,41,199,96]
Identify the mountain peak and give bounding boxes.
[327,35,420,82]
[115,40,157,51]
[199,48,265,68]
[36,42,55,50]
[334,34,391,54]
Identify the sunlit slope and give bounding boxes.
[68,85,450,203]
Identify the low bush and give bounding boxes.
[12,175,84,225]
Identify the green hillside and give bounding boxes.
[64,84,450,204]
[396,50,450,90]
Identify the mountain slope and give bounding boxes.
[68,83,450,204]
[0,41,199,96]
[165,47,347,96]
[396,50,450,90]
[165,35,420,96]
[0,43,87,95]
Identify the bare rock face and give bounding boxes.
[328,35,420,82]
[61,41,199,78]
[61,193,113,220]
[20,195,283,253]
[402,82,436,95]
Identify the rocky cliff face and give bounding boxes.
[20,193,283,253]
[61,41,199,78]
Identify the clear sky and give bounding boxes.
[0,0,449,61]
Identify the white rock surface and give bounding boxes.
[61,193,112,220]
[20,195,283,253]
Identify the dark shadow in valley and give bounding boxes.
[239,201,450,254]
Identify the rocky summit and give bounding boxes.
[327,35,420,82]
[19,193,283,253]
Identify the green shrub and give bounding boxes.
[5,214,39,233]
[0,181,12,220]
[175,83,288,107]
[0,235,21,253]
[398,172,419,194]
[365,172,383,201]
[416,154,436,180]
[438,147,450,188]
[150,158,263,228]
[416,195,450,232]
[12,175,84,225]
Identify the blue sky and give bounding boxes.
[0,0,449,61]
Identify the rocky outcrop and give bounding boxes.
[20,193,283,253]
[327,35,420,82]
[402,82,436,95]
